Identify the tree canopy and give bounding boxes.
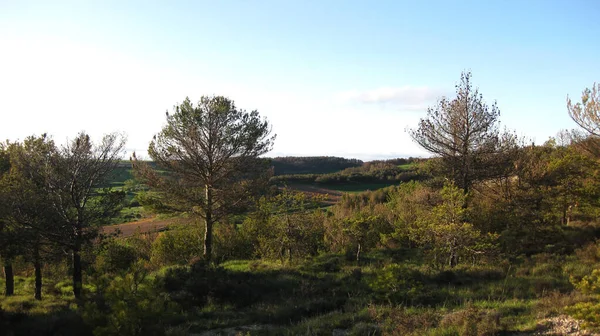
[409,71,517,194]
[134,95,275,262]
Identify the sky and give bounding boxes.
[1,0,599,161]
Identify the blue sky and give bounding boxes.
[1,0,598,160]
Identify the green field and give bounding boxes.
[320,182,397,193]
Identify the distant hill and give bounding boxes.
[269,156,363,175]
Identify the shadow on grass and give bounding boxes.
[161,260,369,330]
[0,305,91,336]
[157,251,574,332]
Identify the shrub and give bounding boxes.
[84,261,180,336]
[213,223,253,262]
[160,262,265,309]
[242,192,326,262]
[151,225,203,266]
[439,306,502,336]
[369,264,424,304]
[367,305,439,335]
[566,269,600,331]
[95,240,139,274]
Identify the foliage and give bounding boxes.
[242,189,326,262]
[151,225,204,266]
[566,268,600,331]
[270,156,363,175]
[94,239,140,275]
[134,95,275,262]
[324,209,392,261]
[409,71,519,194]
[568,82,600,137]
[411,183,499,268]
[84,261,180,336]
[271,158,428,185]
[369,263,424,304]
[212,222,254,262]
[385,182,498,267]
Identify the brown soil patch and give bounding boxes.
[103,216,193,237]
[284,183,343,205]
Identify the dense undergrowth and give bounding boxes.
[1,241,599,335]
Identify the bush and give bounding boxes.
[160,262,264,309]
[84,261,180,336]
[565,269,600,331]
[151,225,203,266]
[95,240,139,274]
[439,306,502,336]
[369,264,424,304]
[213,223,253,262]
[242,192,326,262]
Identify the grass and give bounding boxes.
[150,251,585,334]
[111,205,146,224]
[1,246,590,335]
[398,163,417,170]
[326,182,398,193]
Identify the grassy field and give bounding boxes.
[0,248,592,335]
[324,182,398,193]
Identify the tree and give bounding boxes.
[568,83,600,136]
[408,183,496,267]
[134,96,275,262]
[409,71,515,194]
[40,132,126,299]
[0,144,16,296]
[4,136,65,300]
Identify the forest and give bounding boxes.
[2,72,600,335]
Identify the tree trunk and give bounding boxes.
[34,251,42,300]
[462,172,469,196]
[356,243,361,262]
[4,262,14,296]
[449,254,458,268]
[204,185,213,263]
[286,216,292,263]
[449,241,458,268]
[72,247,82,299]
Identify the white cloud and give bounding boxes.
[334,86,442,111]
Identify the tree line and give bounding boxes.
[270,156,363,175]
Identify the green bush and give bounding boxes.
[369,263,424,304]
[213,223,253,262]
[95,240,139,274]
[151,225,203,266]
[84,261,180,336]
[566,269,600,331]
